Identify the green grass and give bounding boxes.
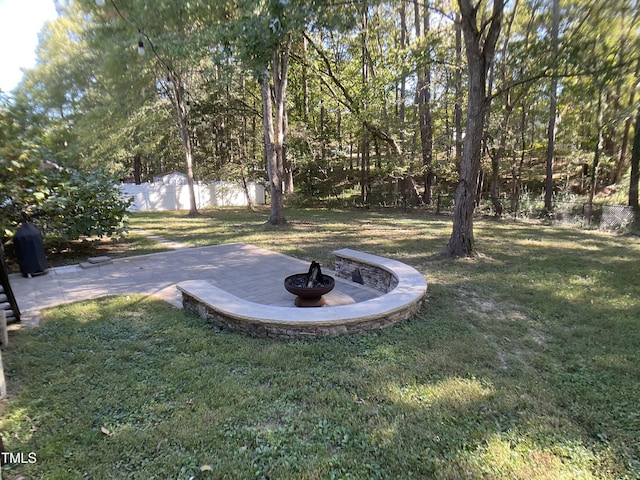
[127,207,452,267]
[1,208,639,479]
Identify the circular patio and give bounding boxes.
[177,247,428,338]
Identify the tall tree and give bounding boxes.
[90,0,224,215]
[447,0,505,257]
[262,37,291,225]
[398,0,408,144]
[543,0,559,213]
[454,10,463,171]
[360,0,371,204]
[629,107,640,210]
[415,0,434,204]
[229,0,315,225]
[485,0,521,218]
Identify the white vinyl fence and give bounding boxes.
[120,182,265,212]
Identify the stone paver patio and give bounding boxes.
[178,247,428,338]
[8,243,381,329]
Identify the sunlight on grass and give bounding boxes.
[1,209,639,478]
[467,432,599,480]
[388,377,493,409]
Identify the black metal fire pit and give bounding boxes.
[284,261,335,307]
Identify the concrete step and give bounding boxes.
[88,256,112,264]
[80,262,101,269]
[80,256,113,269]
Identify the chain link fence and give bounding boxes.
[481,196,636,231]
[302,187,637,232]
[574,204,637,230]
[368,192,637,231]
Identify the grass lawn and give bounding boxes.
[1,207,639,479]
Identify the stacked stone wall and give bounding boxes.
[182,292,421,339]
[334,256,398,293]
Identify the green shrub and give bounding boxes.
[38,168,132,240]
[0,161,131,242]
[0,156,51,239]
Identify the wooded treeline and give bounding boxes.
[1,0,638,255]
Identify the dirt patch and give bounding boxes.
[455,285,551,371]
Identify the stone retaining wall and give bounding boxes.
[334,256,398,293]
[177,248,427,339]
[181,291,422,339]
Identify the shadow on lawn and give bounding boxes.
[2,286,636,478]
[3,211,638,477]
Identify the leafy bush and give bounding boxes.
[0,162,131,241]
[38,168,132,240]
[0,156,52,239]
[2,92,131,242]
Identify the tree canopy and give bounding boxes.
[1,0,638,253]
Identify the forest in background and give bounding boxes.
[1,0,639,249]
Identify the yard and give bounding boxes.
[1,207,639,479]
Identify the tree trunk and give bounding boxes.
[614,59,639,183]
[614,94,635,183]
[262,72,286,225]
[544,0,559,214]
[447,0,505,257]
[415,0,433,205]
[587,87,604,226]
[236,136,256,212]
[454,11,463,171]
[489,144,504,217]
[168,72,198,216]
[629,107,640,209]
[261,37,291,226]
[275,41,293,197]
[360,132,370,204]
[488,1,518,218]
[398,0,407,144]
[360,0,370,205]
[302,36,310,124]
[320,100,327,163]
[133,153,142,184]
[182,136,198,217]
[251,101,258,164]
[448,62,486,255]
[511,102,527,214]
[283,93,294,195]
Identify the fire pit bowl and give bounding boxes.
[284,273,335,299]
[285,261,335,307]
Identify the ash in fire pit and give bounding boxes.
[284,261,335,307]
